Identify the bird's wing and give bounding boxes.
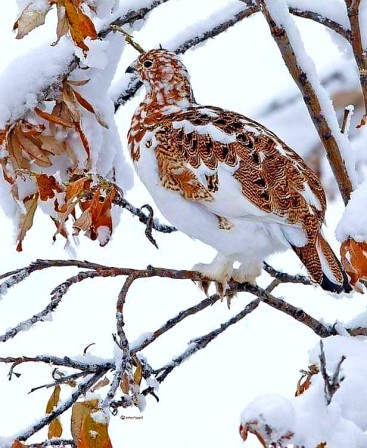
[153,106,326,238]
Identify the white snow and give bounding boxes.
[336,179,367,242]
[0,39,74,129]
[241,336,367,447]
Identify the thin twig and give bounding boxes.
[131,293,220,353]
[28,440,75,448]
[153,299,260,383]
[263,261,312,285]
[113,196,177,234]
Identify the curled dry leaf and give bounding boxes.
[13,3,51,39]
[340,237,367,289]
[71,399,112,448]
[295,364,319,397]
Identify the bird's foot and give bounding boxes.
[193,258,233,306]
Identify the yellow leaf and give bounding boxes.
[133,356,143,386]
[64,0,97,54]
[13,3,51,39]
[46,385,61,414]
[48,418,63,439]
[71,400,112,448]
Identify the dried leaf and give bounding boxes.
[39,135,66,156]
[46,385,61,414]
[16,193,39,252]
[35,174,63,201]
[46,385,62,438]
[35,106,74,128]
[295,364,319,397]
[53,3,68,46]
[64,0,97,54]
[68,79,90,86]
[357,114,367,129]
[71,400,112,448]
[48,418,63,439]
[11,441,27,448]
[340,238,367,288]
[133,356,143,386]
[15,125,51,167]
[13,3,50,39]
[91,376,110,392]
[120,373,129,394]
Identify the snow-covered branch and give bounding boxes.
[258,0,355,204]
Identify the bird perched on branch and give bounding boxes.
[126,49,351,294]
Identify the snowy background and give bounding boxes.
[1,0,367,447]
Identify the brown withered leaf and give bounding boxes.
[46,385,63,439]
[35,106,74,128]
[64,0,97,54]
[13,3,51,39]
[120,373,129,394]
[340,238,367,289]
[39,135,67,156]
[295,364,319,397]
[91,376,110,392]
[73,89,109,129]
[11,441,27,448]
[71,399,112,448]
[16,192,39,252]
[78,186,116,245]
[35,173,64,201]
[239,422,267,447]
[357,114,367,129]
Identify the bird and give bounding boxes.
[126,49,351,295]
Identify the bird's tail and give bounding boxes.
[292,234,352,293]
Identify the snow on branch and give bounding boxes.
[258,0,355,205]
[344,0,367,126]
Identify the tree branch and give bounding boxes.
[258,0,353,204]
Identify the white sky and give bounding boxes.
[0,2,365,447]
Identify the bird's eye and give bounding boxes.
[143,60,153,68]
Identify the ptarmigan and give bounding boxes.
[126,49,351,294]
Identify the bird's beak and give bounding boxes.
[125,65,136,74]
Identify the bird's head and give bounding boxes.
[126,49,195,107]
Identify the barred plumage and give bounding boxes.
[126,49,351,294]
